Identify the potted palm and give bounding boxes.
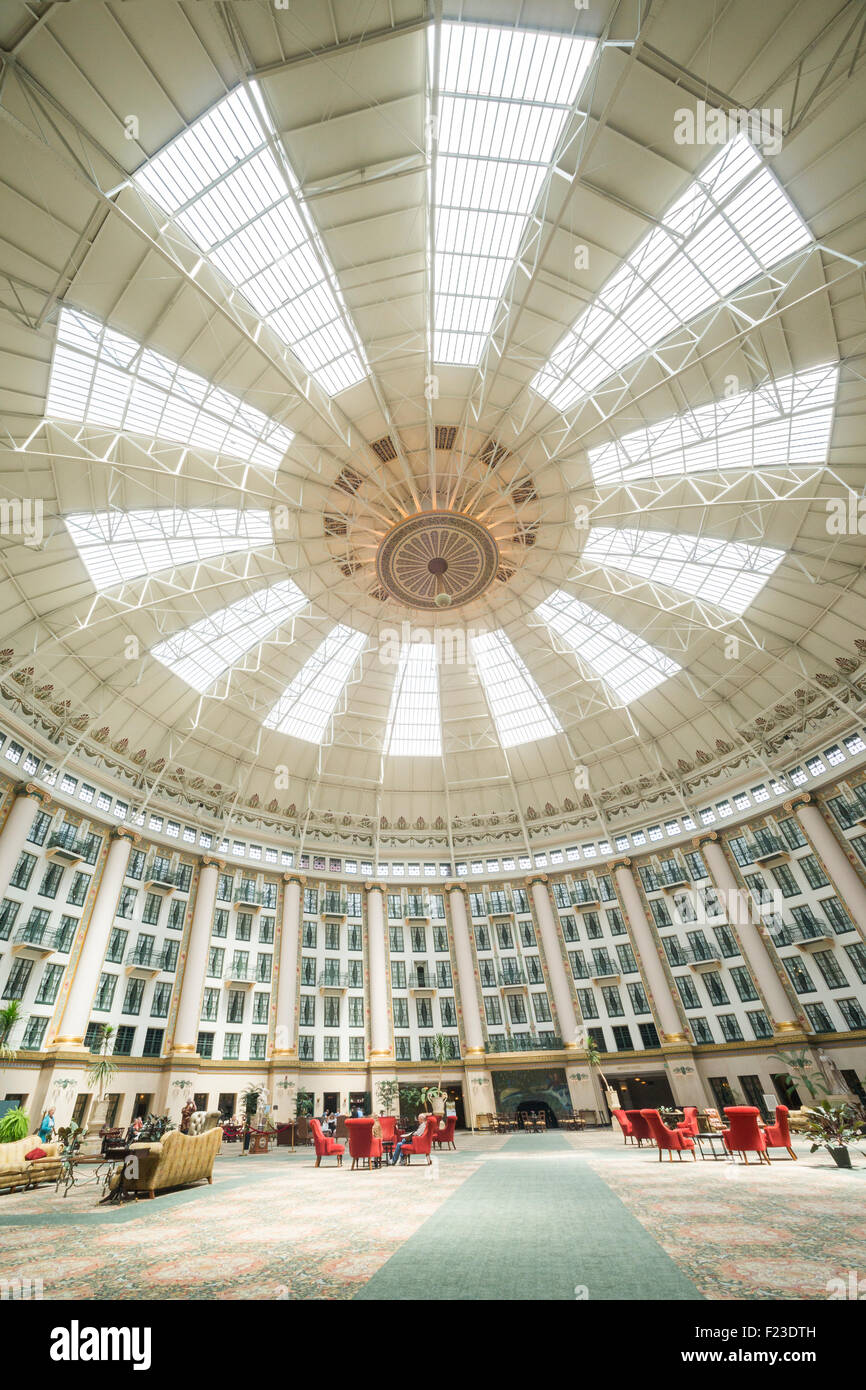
[583,1034,617,1123]
[802,1103,865,1169]
[424,1034,452,1116]
[84,1024,117,1147]
[0,1001,22,1062]
[376,1079,401,1117]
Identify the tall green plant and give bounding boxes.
[768,1048,831,1102]
[0,1001,22,1062]
[376,1079,401,1115]
[86,1024,117,1098]
[0,1107,30,1144]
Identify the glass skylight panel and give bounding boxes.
[588,364,837,485]
[532,134,812,411]
[65,509,272,590]
[582,529,784,615]
[432,23,595,365]
[263,625,366,743]
[134,85,367,397]
[384,643,442,757]
[151,579,307,694]
[47,308,293,469]
[470,629,562,748]
[536,589,680,704]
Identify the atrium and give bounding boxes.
[0,0,865,1323]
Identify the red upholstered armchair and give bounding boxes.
[677,1106,700,1136]
[641,1109,696,1162]
[762,1105,796,1161]
[310,1117,345,1168]
[722,1107,769,1165]
[612,1109,634,1144]
[399,1116,436,1165]
[346,1118,383,1170]
[624,1110,653,1147]
[432,1116,457,1150]
[377,1116,398,1143]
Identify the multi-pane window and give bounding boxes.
[93,972,117,1011]
[436,961,453,989]
[475,925,489,951]
[21,1015,48,1050]
[838,998,866,1029]
[302,921,317,948]
[0,899,21,939]
[390,925,404,952]
[142,893,161,925]
[638,1021,660,1049]
[844,942,866,983]
[258,915,275,944]
[433,925,449,952]
[223,1033,240,1060]
[627,982,649,1015]
[67,871,91,906]
[299,995,315,1026]
[301,956,316,986]
[746,1009,772,1039]
[601,986,624,1017]
[236,914,253,943]
[812,951,848,990]
[201,988,219,1022]
[718,1014,743,1043]
[778,817,807,850]
[531,993,552,1024]
[113,1025,135,1055]
[440,996,457,1027]
[416,998,433,1028]
[323,1037,339,1062]
[387,894,402,919]
[703,971,729,1006]
[105,922,127,960]
[394,1036,410,1060]
[411,926,426,952]
[782,955,815,995]
[253,992,269,1024]
[569,950,589,980]
[168,899,186,931]
[612,1024,633,1051]
[484,996,502,1025]
[38,862,64,899]
[324,997,340,1028]
[804,1002,834,1033]
[729,966,759,1003]
[391,961,406,989]
[11,852,37,890]
[393,997,409,1028]
[197,1032,215,1058]
[207,947,225,978]
[822,897,855,934]
[507,994,527,1024]
[616,943,637,974]
[690,1016,714,1044]
[27,811,52,846]
[250,1034,267,1060]
[675,975,700,1010]
[799,855,829,890]
[151,982,172,1017]
[36,963,64,1005]
[772,865,799,898]
[122,977,145,1014]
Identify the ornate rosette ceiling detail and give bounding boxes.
[375,511,499,610]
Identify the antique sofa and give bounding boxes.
[0,1134,62,1192]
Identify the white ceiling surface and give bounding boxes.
[0,0,864,841]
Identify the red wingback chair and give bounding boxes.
[310,1117,345,1168]
[612,1109,634,1144]
[722,1107,769,1165]
[377,1116,398,1143]
[677,1106,700,1136]
[432,1115,457,1150]
[762,1105,796,1160]
[641,1109,696,1162]
[399,1116,436,1165]
[624,1109,653,1147]
[346,1118,383,1170]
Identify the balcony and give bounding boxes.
[144,860,180,893]
[12,922,66,958]
[321,895,348,918]
[787,921,835,951]
[45,828,91,865]
[232,884,265,912]
[486,899,513,918]
[224,964,257,988]
[486,1033,562,1054]
[408,967,437,994]
[125,943,173,977]
[750,834,789,866]
[497,966,527,991]
[571,884,600,907]
[591,969,622,985]
[404,900,429,920]
[318,970,350,994]
[658,866,690,890]
[682,947,723,973]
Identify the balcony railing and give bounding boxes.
[404,899,428,919]
[486,898,513,917]
[232,884,266,908]
[408,968,437,990]
[224,964,257,985]
[46,828,92,861]
[144,860,181,890]
[125,943,174,971]
[658,865,690,888]
[681,947,722,969]
[486,1033,562,1054]
[571,883,599,906]
[317,970,350,989]
[321,896,348,916]
[750,834,788,863]
[777,921,834,949]
[13,922,67,953]
[497,966,527,987]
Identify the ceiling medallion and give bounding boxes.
[376,510,499,611]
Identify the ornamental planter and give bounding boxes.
[829,1146,852,1169]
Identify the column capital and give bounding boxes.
[282,871,306,887]
[610,857,632,872]
[13,780,51,806]
[444,880,467,895]
[201,854,225,870]
[783,793,813,813]
[691,830,719,848]
[525,872,548,888]
[364,880,388,894]
[109,826,140,844]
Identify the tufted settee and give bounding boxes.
[0,1134,62,1192]
[112,1125,223,1199]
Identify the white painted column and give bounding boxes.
[54,828,137,1049]
[527,875,581,1050]
[791,795,866,932]
[365,882,392,1059]
[447,883,486,1058]
[0,781,51,893]
[697,833,802,1035]
[172,856,222,1056]
[612,859,687,1042]
[273,872,303,1057]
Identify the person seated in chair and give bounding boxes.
[390,1113,428,1165]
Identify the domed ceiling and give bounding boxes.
[0,0,864,848]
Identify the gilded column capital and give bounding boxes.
[783,793,813,813]
[364,880,388,895]
[610,857,632,872]
[282,871,306,887]
[691,830,719,848]
[201,854,226,870]
[14,780,52,806]
[525,872,549,888]
[444,880,467,895]
[110,826,140,844]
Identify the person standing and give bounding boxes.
[38,1108,56,1144]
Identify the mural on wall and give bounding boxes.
[491,1068,570,1116]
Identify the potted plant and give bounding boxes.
[768,1048,831,1105]
[582,1034,614,1124]
[84,1025,117,1147]
[802,1103,865,1169]
[376,1078,401,1116]
[0,1106,30,1143]
[423,1034,452,1115]
[0,1001,22,1062]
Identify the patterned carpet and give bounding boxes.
[0,1130,862,1300]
